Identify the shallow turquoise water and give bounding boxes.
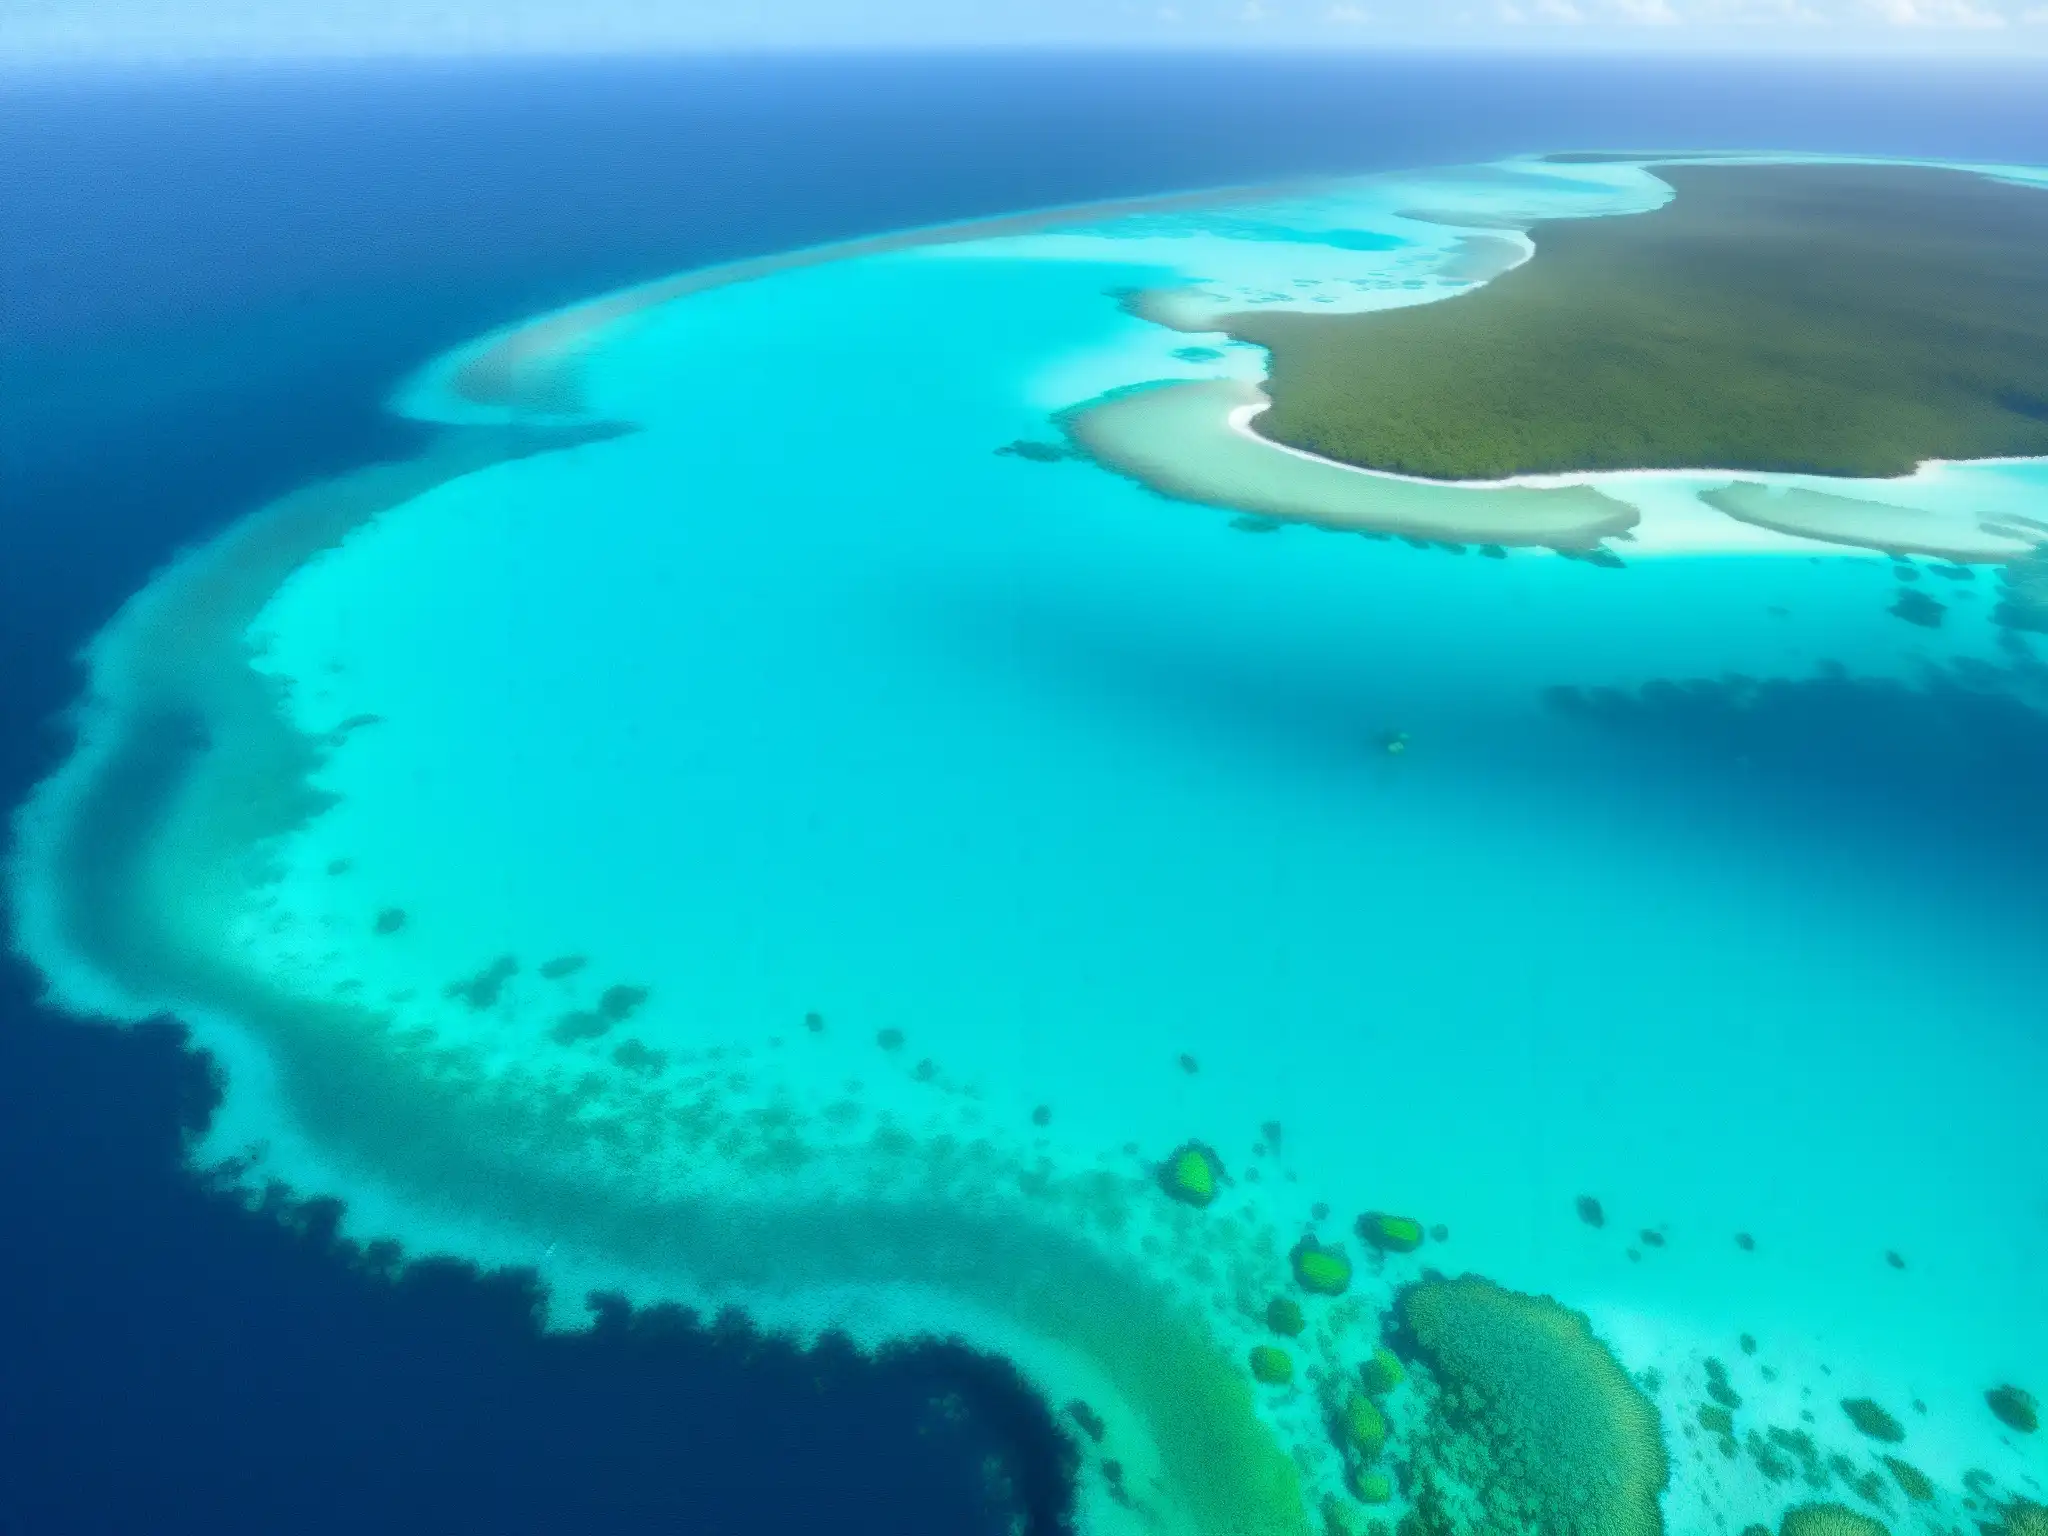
[17,156,2048,1535]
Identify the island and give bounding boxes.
[1230,163,2048,482]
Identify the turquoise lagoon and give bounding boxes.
[14,157,2048,1535]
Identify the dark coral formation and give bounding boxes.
[1703,1358,1742,1411]
[1394,1275,1667,1536]
[538,954,586,979]
[1268,1297,1306,1337]
[996,438,1072,463]
[1987,1384,2038,1433]
[1577,1196,1606,1228]
[1066,1399,1107,1443]
[446,955,517,1009]
[597,983,649,1022]
[1994,546,2048,633]
[1840,1399,1905,1443]
[1889,588,1946,628]
[373,907,407,935]
[1881,1456,1933,1502]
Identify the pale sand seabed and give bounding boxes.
[13,154,2048,1536]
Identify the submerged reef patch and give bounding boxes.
[1986,1385,2038,1434]
[1160,1141,1226,1207]
[1779,1504,1890,1536]
[1840,1398,1905,1443]
[1291,1236,1354,1295]
[1357,1212,1425,1254]
[1395,1275,1668,1536]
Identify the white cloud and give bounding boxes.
[7,0,2048,61]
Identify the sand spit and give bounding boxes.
[1068,378,1637,550]
[1702,484,2041,564]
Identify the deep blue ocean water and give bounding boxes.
[6,53,2048,1536]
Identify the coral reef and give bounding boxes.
[1341,1393,1388,1458]
[1252,1345,1296,1386]
[1359,1346,1405,1397]
[1577,1196,1606,1228]
[1995,547,2048,633]
[2001,1501,2048,1536]
[1779,1504,1890,1536]
[1269,1297,1307,1337]
[1293,1237,1356,1295]
[1350,1468,1394,1505]
[1358,1213,1425,1254]
[1394,1275,1667,1536]
[1841,1399,1905,1443]
[1881,1457,1933,1502]
[447,955,518,1009]
[1160,1142,1225,1207]
[1987,1385,2039,1434]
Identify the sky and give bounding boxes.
[4,0,2048,63]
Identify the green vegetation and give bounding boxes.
[1396,1274,1667,1536]
[1987,1384,2039,1433]
[1292,1236,1355,1295]
[1159,1141,1226,1206]
[1841,1398,1905,1443]
[1231,164,2048,480]
[1251,1345,1296,1385]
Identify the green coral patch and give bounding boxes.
[1341,1393,1389,1457]
[1291,1236,1355,1295]
[1356,1211,1425,1253]
[1358,1345,1405,1397]
[1350,1468,1394,1505]
[1251,1345,1296,1386]
[1780,1503,1890,1536]
[1396,1275,1667,1536]
[1159,1141,1225,1206]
